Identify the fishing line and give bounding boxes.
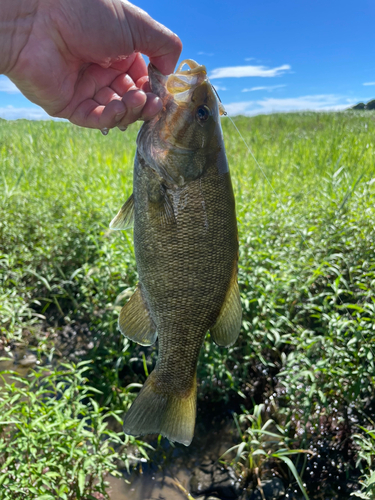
[225,113,375,361]
[228,117,285,202]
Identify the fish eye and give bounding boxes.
[196,105,210,122]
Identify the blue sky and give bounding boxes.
[1,0,375,120]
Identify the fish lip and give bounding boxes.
[148,64,168,98]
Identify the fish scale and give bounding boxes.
[110,59,242,445]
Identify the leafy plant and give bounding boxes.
[351,427,375,499]
[0,359,152,500]
[221,404,310,499]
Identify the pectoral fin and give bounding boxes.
[110,194,134,230]
[148,182,175,227]
[156,192,175,226]
[118,284,157,346]
[210,274,242,347]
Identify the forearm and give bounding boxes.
[0,0,38,75]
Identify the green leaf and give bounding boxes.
[251,449,267,456]
[78,469,85,495]
[0,473,8,487]
[277,456,309,500]
[367,471,375,486]
[350,493,371,499]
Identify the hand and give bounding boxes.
[3,0,182,129]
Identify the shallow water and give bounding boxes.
[105,417,236,500]
[0,349,37,384]
[107,467,191,500]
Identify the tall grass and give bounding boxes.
[1,112,375,496]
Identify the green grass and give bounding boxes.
[1,111,375,497]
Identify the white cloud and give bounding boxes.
[212,85,227,91]
[198,51,214,56]
[0,76,21,93]
[242,85,286,92]
[363,82,375,86]
[244,57,255,61]
[0,105,55,120]
[223,94,357,116]
[210,64,290,79]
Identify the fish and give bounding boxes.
[110,59,241,446]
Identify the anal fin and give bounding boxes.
[118,284,157,346]
[110,194,134,230]
[210,272,242,347]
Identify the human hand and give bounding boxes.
[2,0,182,129]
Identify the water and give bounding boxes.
[107,467,191,500]
[0,349,37,385]
[105,417,236,500]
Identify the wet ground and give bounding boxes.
[0,348,37,383]
[105,408,238,500]
[107,465,192,500]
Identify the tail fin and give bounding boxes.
[123,371,196,446]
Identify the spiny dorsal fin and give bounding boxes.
[110,194,134,230]
[210,273,242,347]
[118,284,157,346]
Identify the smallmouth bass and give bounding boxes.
[110,59,241,446]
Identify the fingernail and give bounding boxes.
[153,97,163,113]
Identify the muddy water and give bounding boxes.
[0,349,38,383]
[107,468,191,500]
[106,419,236,500]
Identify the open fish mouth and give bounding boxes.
[147,57,226,135]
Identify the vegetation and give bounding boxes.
[0,360,152,499]
[221,404,310,499]
[352,99,375,110]
[1,111,375,498]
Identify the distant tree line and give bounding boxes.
[352,99,375,110]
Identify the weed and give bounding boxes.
[0,359,151,499]
[222,404,310,499]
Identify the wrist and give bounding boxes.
[0,0,38,75]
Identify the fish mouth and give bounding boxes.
[148,59,226,116]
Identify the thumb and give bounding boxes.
[120,1,182,75]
